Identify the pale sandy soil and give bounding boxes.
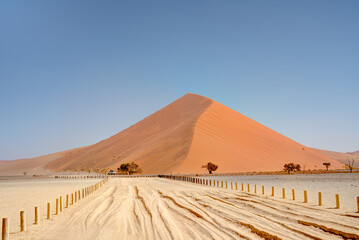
[4,177,359,240]
[203,173,359,212]
[0,177,100,233]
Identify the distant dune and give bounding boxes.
[311,148,359,168]
[0,93,344,175]
[0,147,89,175]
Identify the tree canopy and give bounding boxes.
[323,162,331,171]
[283,163,301,174]
[202,162,218,174]
[118,162,142,175]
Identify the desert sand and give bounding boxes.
[2,177,358,240]
[204,173,359,211]
[0,93,345,175]
[0,147,89,176]
[0,177,100,233]
[311,148,359,168]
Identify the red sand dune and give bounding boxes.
[311,148,359,168]
[0,93,344,175]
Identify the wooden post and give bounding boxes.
[34,206,38,225]
[357,196,359,212]
[71,193,74,205]
[75,191,77,203]
[2,218,9,240]
[318,192,322,206]
[235,182,238,190]
[231,182,233,190]
[47,202,50,219]
[225,181,228,188]
[292,189,295,200]
[262,186,264,195]
[336,194,340,209]
[58,197,62,212]
[221,181,223,188]
[82,189,84,198]
[56,198,59,215]
[254,185,257,194]
[271,186,274,196]
[247,184,250,192]
[66,194,69,208]
[304,190,308,203]
[282,188,285,199]
[241,183,244,191]
[78,190,81,200]
[20,211,26,232]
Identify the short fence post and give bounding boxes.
[34,206,38,225]
[247,184,250,192]
[56,198,59,215]
[20,211,26,232]
[221,181,223,188]
[292,189,295,200]
[47,202,50,219]
[231,182,233,190]
[318,192,322,206]
[262,186,264,195]
[66,194,69,208]
[304,190,308,203]
[282,188,285,199]
[71,193,74,205]
[271,186,274,196]
[225,181,228,188]
[254,185,257,194]
[60,197,63,212]
[235,182,238,190]
[75,191,77,203]
[2,218,9,240]
[357,196,359,212]
[241,183,244,191]
[78,190,81,200]
[336,194,340,209]
[82,189,84,198]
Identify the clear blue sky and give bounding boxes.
[1,0,358,160]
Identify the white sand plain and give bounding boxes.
[203,173,359,212]
[0,177,100,233]
[1,177,358,240]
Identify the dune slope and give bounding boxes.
[311,148,359,168]
[0,147,88,175]
[1,93,344,174]
[45,93,213,173]
[179,100,343,173]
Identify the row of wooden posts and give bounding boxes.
[1,178,109,240]
[160,175,359,212]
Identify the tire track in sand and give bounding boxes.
[16,178,359,240]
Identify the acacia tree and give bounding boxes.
[119,162,142,175]
[348,158,355,173]
[283,163,301,174]
[323,162,331,171]
[202,162,218,174]
[129,162,142,175]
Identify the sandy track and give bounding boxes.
[13,178,359,240]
